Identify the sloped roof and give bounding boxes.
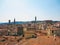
[50,27,60,31]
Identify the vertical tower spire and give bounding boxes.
[35,16,37,23]
[8,20,11,25]
[34,16,37,31]
[14,18,16,24]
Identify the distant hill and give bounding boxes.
[0,21,60,25]
[0,21,29,25]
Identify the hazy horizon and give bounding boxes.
[0,0,60,22]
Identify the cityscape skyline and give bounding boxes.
[0,0,60,22]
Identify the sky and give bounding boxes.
[0,0,60,22]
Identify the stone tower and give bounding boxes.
[8,20,11,24]
[14,18,16,25]
[35,16,37,22]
